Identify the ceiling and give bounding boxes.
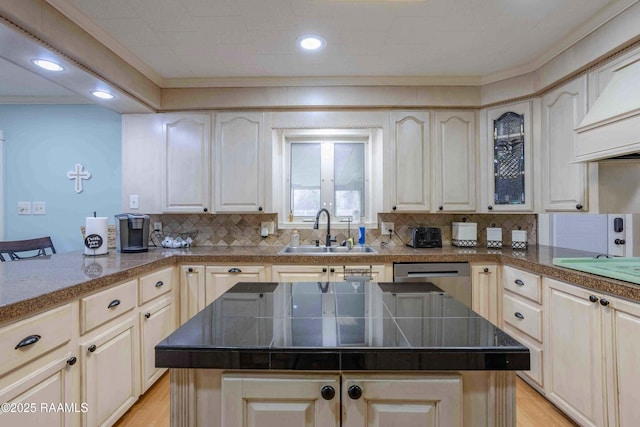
[0,0,637,102]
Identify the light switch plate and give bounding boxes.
[18,201,32,215]
[33,201,46,215]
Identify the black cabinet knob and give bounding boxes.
[188,267,194,273]
[203,207,208,212]
[576,204,583,210]
[322,268,327,273]
[600,298,610,307]
[330,268,335,273]
[258,206,263,211]
[488,205,493,210]
[67,356,77,366]
[348,385,362,400]
[589,295,599,303]
[144,312,151,319]
[615,239,626,245]
[438,206,443,211]
[483,267,489,273]
[392,206,397,211]
[320,385,335,400]
[88,344,97,353]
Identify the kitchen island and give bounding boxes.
[156,281,529,427]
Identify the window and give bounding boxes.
[288,137,367,221]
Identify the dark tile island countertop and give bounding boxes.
[155,281,530,371]
[2,244,640,323]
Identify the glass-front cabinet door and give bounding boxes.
[486,101,532,211]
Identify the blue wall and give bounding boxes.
[0,105,121,253]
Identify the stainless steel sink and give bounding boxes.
[278,245,377,255]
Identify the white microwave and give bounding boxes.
[538,213,640,257]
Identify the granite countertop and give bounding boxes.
[1,244,639,324]
[155,281,530,371]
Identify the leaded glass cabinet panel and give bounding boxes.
[486,102,532,211]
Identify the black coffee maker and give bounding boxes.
[115,213,150,252]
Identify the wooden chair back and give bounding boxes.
[0,237,57,261]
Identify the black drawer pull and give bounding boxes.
[514,312,525,320]
[107,299,121,309]
[15,334,41,350]
[155,281,164,288]
[88,344,97,353]
[514,279,524,286]
[228,268,242,273]
[67,356,77,366]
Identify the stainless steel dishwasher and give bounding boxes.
[393,262,472,307]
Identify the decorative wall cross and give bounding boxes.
[67,163,92,193]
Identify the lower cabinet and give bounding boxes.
[80,315,140,427]
[205,265,267,306]
[470,264,499,324]
[179,265,206,324]
[140,297,175,393]
[221,373,462,427]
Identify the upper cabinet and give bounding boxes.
[486,102,533,212]
[541,76,589,211]
[214,112,265,212]
[389,112,431,212]
[434,111,476,212]
[163,113,211,213]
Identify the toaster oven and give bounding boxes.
[407,227,442,248]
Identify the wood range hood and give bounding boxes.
[575,59,640,162]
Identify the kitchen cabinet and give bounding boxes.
[541,76,589,211]
[485,102,533,212]
[162,113,211,213]
[434,111,476,212]
[214,112,265,212]
[139,297,175,393]
[179,265,206,324]
[389,111,431,212]
[221,373,462,427]
[0,304,76,427]
[544,277,604,427]
[471,264,499,325]
[80,315,140,427]
[204,265,268,305]
[501,266,543,390]
[271,264,388,283]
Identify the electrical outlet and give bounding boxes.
[129,194,139,209]
[381,222,394,235]
[154,222,163,232]
[261,221,275,235]
[18,201,32,215]
[33,201,46,215]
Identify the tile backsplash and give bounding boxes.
[149,213,537,248]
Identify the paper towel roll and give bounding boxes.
[85,217,109,256]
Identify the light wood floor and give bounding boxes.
[115,373,578,427]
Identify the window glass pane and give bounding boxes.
[334,143,365,217]
[291,143,321,216]
[493,112,525,205]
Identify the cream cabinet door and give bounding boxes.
[604,295,640,427]
[544,277,604,427]
[179,265,205,324]
[271,265,328,282]
[434,111,476,212]
[214,112,265,212]
[222,373,340,427]
[342,374,462,427]
[471,264,499,325]
[139,297,175,393]
[0,348,76,427]
[204,265,267,305]
[162,113,211,213]
[541,77,588,211]
[81,315,140,427]
[389,111,431,212]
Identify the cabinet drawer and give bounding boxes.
[503,294,542,341]
[139,267,174,305]
[80,279,137,334]
[502,266,541,303]
[0,304,72,376]
[503,325,543,388]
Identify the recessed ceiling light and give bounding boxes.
[91,90,115,100]
[32,59,64,71]
[297,35,326,51]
